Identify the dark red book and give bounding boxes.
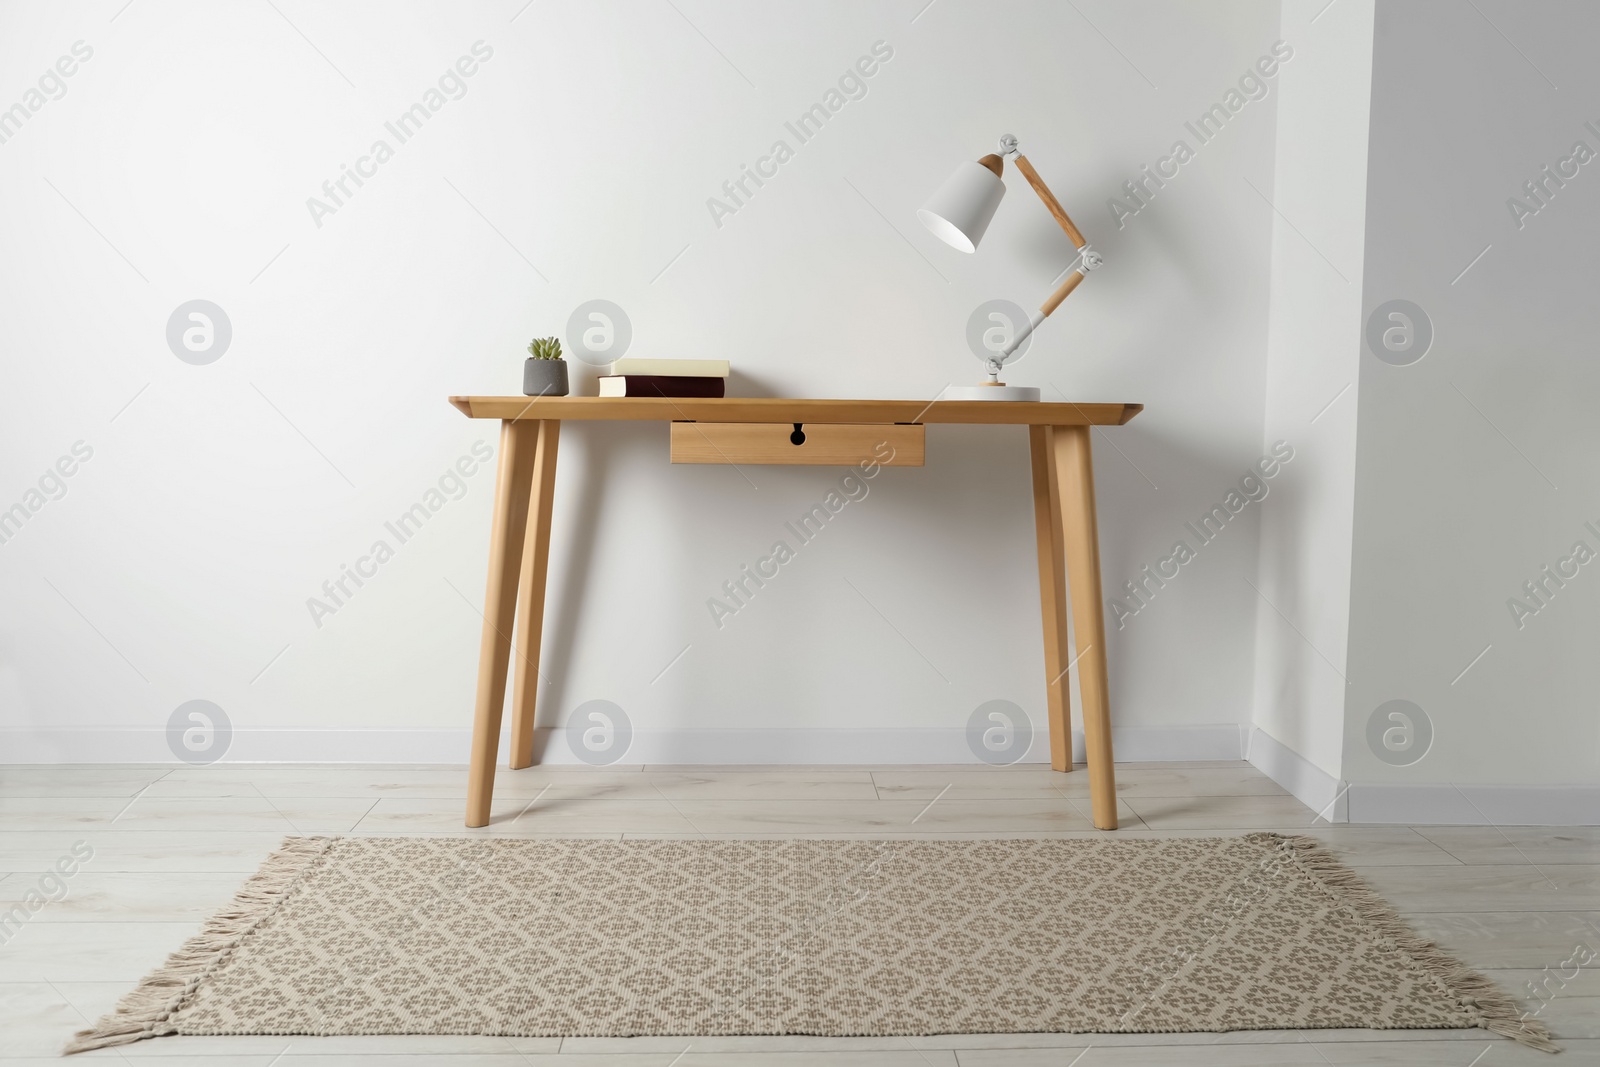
[597,375,725,398]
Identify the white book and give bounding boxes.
[607,358,729,378]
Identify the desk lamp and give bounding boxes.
[918,134,1102,401]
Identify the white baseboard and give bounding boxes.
[1237,728,1600,826]
[0,724,1247,766]
[1347,784,1600,826]
[1245,727,1347,822]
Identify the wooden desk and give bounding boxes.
[449,396,1143,830]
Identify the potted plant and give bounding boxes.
[523,336,569,397]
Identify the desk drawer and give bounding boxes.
[670,422,924,466]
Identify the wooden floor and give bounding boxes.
[1,761,1596,1065]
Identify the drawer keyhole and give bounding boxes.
[790,423,806,446]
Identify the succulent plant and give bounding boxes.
[526,336,563,360]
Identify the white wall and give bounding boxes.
[0,1,1289,764]
[1247,0,1374,799]
[1343,0,1600,807]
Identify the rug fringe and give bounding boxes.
[1246,832,1559,1054]
[62,835,334,1055]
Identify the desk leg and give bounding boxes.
[466,419,538,828]
[509,420,560,769]
[1052,425,1118,830]
[1029,426,1073,773]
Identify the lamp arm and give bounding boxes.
[1014,155,1088,249]
[1042,268,1089,315]
[995,151,1103,360]
[998,306,1048,363]
[1000,261,1095,359]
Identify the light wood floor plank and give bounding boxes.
[872,769,1087,800]
[147,766,648,799]
[1357,864,1600,912]
[1289,827,1461,867]
[106,796,379,834]
[0,767,168,797]
[0,921,203,982]
[356,797,696,835]
[0,831,286,874]
[1484,967,1600,1039]
[1121,794,1324,829]
[0,871,259,923]
[1416,826,1600,866]
[664,798,1125,834]
[1402,911,1600,969]
[1310,1038,1600,1064]
[1050,765,1292,798]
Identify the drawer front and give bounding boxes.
[670,422,924,466]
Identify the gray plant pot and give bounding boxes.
[523,359,569,397]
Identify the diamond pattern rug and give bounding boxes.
[67,833,1555,1053]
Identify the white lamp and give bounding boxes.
[918,134,1103,401]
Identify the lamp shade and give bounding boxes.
[917,160,1006,253]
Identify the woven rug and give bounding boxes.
[68,833,1554,1053]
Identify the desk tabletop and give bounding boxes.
[449,397,1143,425]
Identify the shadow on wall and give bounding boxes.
[526,420,629,761]
[726,370,784,398]
[519,380,1266,756]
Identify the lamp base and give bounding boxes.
[942,383,1041,402]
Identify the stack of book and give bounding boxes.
[598,358,729,398]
